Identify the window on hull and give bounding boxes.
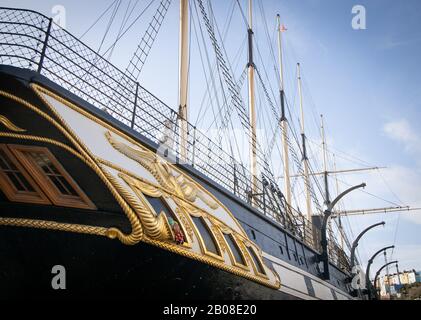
[0,145,50,205]
[247,245,266,275]
[0,144,95,210]
[223,233,246,266]
[191,216,220,256]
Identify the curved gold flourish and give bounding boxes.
[0,115,26,132]
[105,131,219,210]
[118,172,172,241]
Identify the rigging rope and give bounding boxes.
[125,0,172,81]
[80,0,119,39]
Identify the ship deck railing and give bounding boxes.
[0,7,351,272]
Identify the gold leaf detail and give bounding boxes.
[0,115,26,132]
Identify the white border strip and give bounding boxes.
[263,251,353,300]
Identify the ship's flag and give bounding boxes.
[280,24,287,32]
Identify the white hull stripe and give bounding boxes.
[263,251,353,300]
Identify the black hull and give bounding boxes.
[0,226,295,300]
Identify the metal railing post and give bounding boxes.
[131,82,139,129]
[191,127,196,167]
[37,18,53,74]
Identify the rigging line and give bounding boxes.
[235,0,249,28]
[256,79,277,174]
[73,0,155,93]
[101,0,157,57]
[80,0,118,39]
[194,0,233,152]
[97,0,122,54]
[202,40,247,132]
[191,8,219,128]
[376,168,405,206]
[208,4,235,149]
[336,176,403,207]
[192,0,241,165]
[283,88,326,207]
[258,0,278,75]
[209,0,248,133]
[107,0,137,60]
[191,1,223,130]
[306,137,376,169]
[125,0,172,81]
[194,0,237,126]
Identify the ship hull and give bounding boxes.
[0,221,294,300]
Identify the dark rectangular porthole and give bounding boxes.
[144,195,174,219]
[191,216,219,255]
[246,246,265,275]
[223,233,246,266]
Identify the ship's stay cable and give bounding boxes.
[107,0,140,60]
[235,0,249,29]
[197,0,276,184]
[73,0,123,92]
[101,0,157,57]
[191,1,223,130]
[192,0,239,162]
[80,0,118,39]
[125,0,172,81]
[193,0,237,127]
[97,0,122,55]
[73,0,156,93]
[192,0,247,169]
[206,1,235,153]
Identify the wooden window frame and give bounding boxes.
[8,144,96,210]
[0,144,51,205]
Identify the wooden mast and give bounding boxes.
[276,14,292,206]
[178,0,189,161]
[321,114,330,204]
[248,0,258,203]
[297,63,312,222]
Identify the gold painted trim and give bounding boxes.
[0,115,26,132]
[0,89,143,245]
[0,217,109,237]
[30,85,246,237]
[23,85,280,289]
[98,157,246,242]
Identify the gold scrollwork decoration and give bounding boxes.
[175,207,194,240]
[0,115,26,132]
[105,131,219,210]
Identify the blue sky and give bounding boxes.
[5,0,421,279]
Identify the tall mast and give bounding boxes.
[320,115,333,245]
[333,154,345,250]
[248,0,258,202]
[297,63,312,222]
[276,14,292,206]
[178,0,189,161]
[320,114,330,204]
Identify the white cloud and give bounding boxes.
[383,119,421,155]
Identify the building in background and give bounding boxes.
[377,270,419,299]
